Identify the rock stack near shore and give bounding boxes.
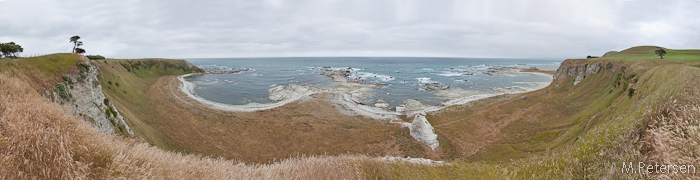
[402,112,439,149]
[317,67,355,82]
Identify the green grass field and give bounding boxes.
[607,47,700,62]
[0,53,82,78]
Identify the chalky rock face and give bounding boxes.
[55,58,133,135]
[403,112,439,149]
[554,61,602,85]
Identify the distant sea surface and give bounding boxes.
[184,57,562,107]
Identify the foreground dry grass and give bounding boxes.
[0,73,371,179]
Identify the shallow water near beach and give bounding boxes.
[184,57,561,107]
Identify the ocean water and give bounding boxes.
[184,57,561,107]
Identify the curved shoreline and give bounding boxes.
[177,72,553,118]
[178,73,328,112]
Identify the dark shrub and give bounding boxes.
[55,83,69,99]
[86,55,105,60]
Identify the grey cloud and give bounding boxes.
[1,0,698,59]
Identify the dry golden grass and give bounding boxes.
[0,73,372,179]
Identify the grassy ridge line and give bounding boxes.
[0,53,85,96]
[605,46,700,62]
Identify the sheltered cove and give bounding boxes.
[177,67,555,148]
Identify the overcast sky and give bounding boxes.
[1,0,699,59]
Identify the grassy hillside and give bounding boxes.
[605,46,700,62]
[1,50,699,179]
[93,59,203,149]
[0,53,86,94]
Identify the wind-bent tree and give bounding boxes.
[74,48,86,54]
[0,42,23,58]
[655,49,667,59]
[70,35,83,53]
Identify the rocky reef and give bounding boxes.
[203,67,252,74]
[268,84,323,101]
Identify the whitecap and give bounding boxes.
[416,77,436,84]
[436,71,464,77]
[351,72,395,82]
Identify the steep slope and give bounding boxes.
[0,54,131,135]
[93,59,204,148]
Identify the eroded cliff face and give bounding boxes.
[553,60,603,85]
[52,57,133,135]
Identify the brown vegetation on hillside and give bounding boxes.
[0,73,373,179]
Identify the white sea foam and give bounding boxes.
[436,71,464,77]
[351,72,395,82]
[325,67,363,71]
[416,77,436,84]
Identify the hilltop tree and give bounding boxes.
[0,42,23,58]
[74,48,86,54]
[655,49,666,59]
[70,35,83,53]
